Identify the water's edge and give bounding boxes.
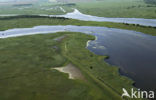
[1,25,156,91]
[0,9,156,27]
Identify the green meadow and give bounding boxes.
[0,32,140,100]
[76,0,156,18]
[0,4,73,15]
[0,0,156,19]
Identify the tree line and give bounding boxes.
[0,15,69,20]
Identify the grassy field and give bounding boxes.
[0,16,155,36]
[0,32,140,100]
[0,4,73,15]
[76,0,156,18]
[0,0,156,19]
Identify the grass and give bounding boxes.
[0,17,155,36]
[0,4,73,15]
[0,32,100,100]
[1,0,156,19]
[76,0,156,18]
[0,32,141,100]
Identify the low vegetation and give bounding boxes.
[0,32,140,100]
[1,0,156,19]
[76,0,156,18]
[0,4,73,15]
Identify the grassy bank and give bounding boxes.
[0,32,140,100]
[0,16,155,36]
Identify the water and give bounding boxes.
[54,9,156,27]
[0,25,156,91]
[1,9,156,27]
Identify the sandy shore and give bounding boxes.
[52,64,85,80]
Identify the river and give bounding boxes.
[51,9,156,27]
[0,9,156,27]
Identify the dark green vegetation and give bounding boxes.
[0,15,68,20]
[13,4,33,7]
[0,32,139,100]
[0,16,155,36]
